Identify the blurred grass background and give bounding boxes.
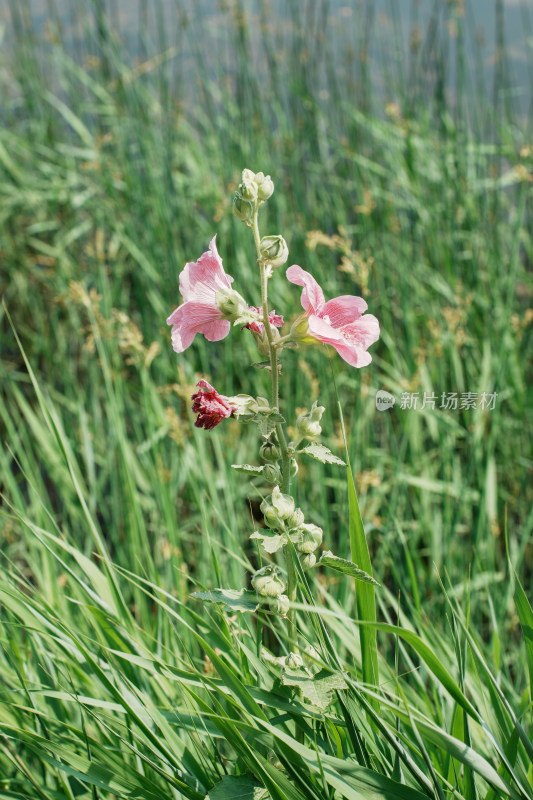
[0,0,532,795]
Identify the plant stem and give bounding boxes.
[251,209,291,494]
[251,206,297,654]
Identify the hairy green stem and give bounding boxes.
[251,207,296,652]
[251,209,291,494]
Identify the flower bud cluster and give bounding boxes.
[233,169,275,224]
[261,486,304,531]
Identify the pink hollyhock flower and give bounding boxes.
[191,380,237,430]
[286,265,379,367]
[244,306,284,336]
[167,237,243,353]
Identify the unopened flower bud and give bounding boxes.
[261,503,280,529]
[296,401,326,439]
[263,463,281,484]
[233,193,254,223]
[239,169,258,201]
[255,172,274,201]
[252,565,286,598]
[260,440,281,463]
[260,235,289,268]
[289,459,299,477]
[286,507,304,529]
[286,652,304,669]
[275,594,290,616]
[270,486,295,520]
[295,523,323,553]
[301,552,317,569]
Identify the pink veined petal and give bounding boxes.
[179,236,234,303]
[201,318,231,341]
[167,302,227,352]
[286,265,325,313]
[196,379,215,391]
[307,314,345,345]
[322,294,368,326]
[170,321,197,353]
[333,343,373,368]
[340,314,380,349]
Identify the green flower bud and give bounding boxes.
[261,503,281,529]
[270,486,295,520]
[286,507,304,529]
[259,235,289,268]
[294,523,323,553]
[285,652,304,669]
[259,440,281,463]
[296,401,326,439]
[239,169,258,201]
[289,458,299,477]
[252,565,286,598]
[275,594,290,617]
[255,172,274,201]
[233,193,254,223]
[263,463,281,484]
[301,552,317,569]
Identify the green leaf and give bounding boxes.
[191,589,259,613]
[338,401,379,709]
[205,774,270,800]
[231,464,265,474]
[512,564,533,700]
[281,668,348,710]
[317,552,380,585]
[250,531,287,554]
[300,443,346,466]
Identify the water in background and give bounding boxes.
[0,0,531,122]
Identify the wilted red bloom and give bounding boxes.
[191,379,236,430]
[245,306,284,335]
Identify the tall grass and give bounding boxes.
[1,1,532,797]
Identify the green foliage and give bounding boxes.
[0,1,532,798]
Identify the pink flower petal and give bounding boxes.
[340,314,380,349]
[286,265,325,313]
[307,314,345,345]
[201,319,231,341]
[179,236,234,304]
[333,343,373,368]
[322,295,368,326]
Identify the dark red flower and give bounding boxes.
[191,379,236,430]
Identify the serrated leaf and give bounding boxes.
[300,443,346,466]
[205,774,270,800]
[250,531,287,554]
[317,552,380,585]
[191,589,259,613]
[281,668,348,709]
[231,464,265,475]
